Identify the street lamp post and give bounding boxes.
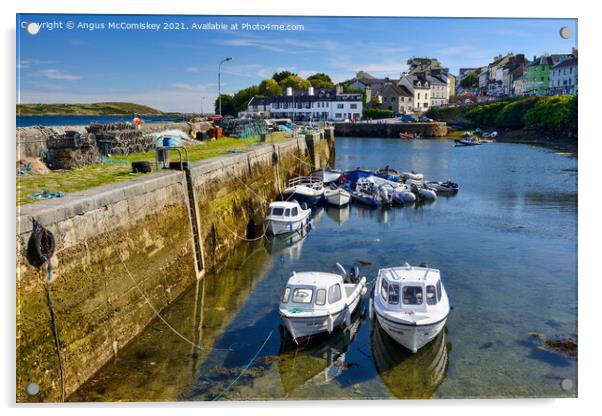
[201,96,205,116]
[218,57,233,116]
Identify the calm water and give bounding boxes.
[71,138,577,401]
[17,115,185,127]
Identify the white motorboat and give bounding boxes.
[283,176,324,206]
[279,264,367,345]
[400,171,424,181]
[409,183,437,201]
[370,263,450,353]
[264,200,312,236]
[323,185,351,206]
[311,169,343,184]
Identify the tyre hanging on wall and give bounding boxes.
[27,219,56,268]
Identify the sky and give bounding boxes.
[16,14,577,113]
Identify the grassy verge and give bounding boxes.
[17,133,291,206]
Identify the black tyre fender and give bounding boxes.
[27,226,56,268]
[132,161,152,174]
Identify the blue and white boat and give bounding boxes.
[283,176,325,206]
[375,166,401,182]
[344,168,374,188]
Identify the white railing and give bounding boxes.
[287,175,323,188]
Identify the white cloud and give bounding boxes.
[39,69,81,81]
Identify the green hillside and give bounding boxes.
[17,102,164,115]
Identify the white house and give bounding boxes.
[549,58,578,95]
[398,74,431,112]
[245,86,363,121]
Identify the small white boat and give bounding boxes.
[283,176,324,206]
[400,171,424,181]
[279,264,367,345]
[323,185,351,206]
[370,263,450,353]
[311,169,342,184]
[409,183,437,201]
[265,200,311,236]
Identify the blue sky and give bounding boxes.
[17,14,577,112]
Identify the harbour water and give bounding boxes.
[70,137,577,401]
[16,114,185,127]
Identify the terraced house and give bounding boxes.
[549,57,578,95]
[526,53,573,95]
[246,85,363,121]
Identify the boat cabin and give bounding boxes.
[376,264,444,313]
[267,201,304,220]
[280,272,349,312]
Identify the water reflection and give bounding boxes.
[69,241,275,402]
[264,226,309,262]
[371,322,451,399]
[276,304,365,394]
[325,205,350,226]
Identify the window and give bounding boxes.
[380,278,389,302]
[291,207,298,216]
[281,287,291,303]
[335,113,342,118]
[292,288,313,304]
[271,207,284,216]
[436,280,442,302]
[337,104,344,109]
[284,208,291,217]
[328,284,342,303]
[388,283,400,304]
[403,286,423,305]
[417,93,420,99]
[350,103,357,109]
[426,285,437,305]
[316,289,326,305]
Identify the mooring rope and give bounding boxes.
[290,152,313,168]
[216,216,269,242]
[101,216,234,352]
[211,328,274,401]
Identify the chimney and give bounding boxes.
[335,84,343,95]
[308,86,314,96]
[286,87,292,96]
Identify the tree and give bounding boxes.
[278,74,311,91]
[258,79,283,96]
[460,71,479,89]
[307,73,334,89]
[232,85,261,115]
[272,70,297,83]
[214,94,235,116]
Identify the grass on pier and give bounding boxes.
[17,133,291,206]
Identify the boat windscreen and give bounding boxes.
[426,285,437,305]
[292,288,313,304]
[403,286,423,305]
[271,207,285,216]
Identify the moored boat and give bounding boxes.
[370,263,450,353]
[283,176,324,206]
[279,264,367,345]
[264,200,312,236]
[311,168,343,184]
[344,168,374,188]
[454,138,481,146]
[425,180,459,194]
[400,171,424,181]
[323,185,351,206]
[399,132,416,139]
[375,166,401,182]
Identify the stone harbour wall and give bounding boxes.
[333,121,448,138]
[15,131,334,402]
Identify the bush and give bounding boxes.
[494,96,539,129]
[363,108,393,119]
[524,95,577,130]
[465,99,512,126]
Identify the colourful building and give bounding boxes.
[526,54,573,95]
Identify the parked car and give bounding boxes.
[399,114,417,123]
[418,116,433,122]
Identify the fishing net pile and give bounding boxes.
[87,122,155,156]
[218,117,268,139]
[46,130,101,170]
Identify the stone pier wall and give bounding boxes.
[333,122,448,138]
[15,131,334,402]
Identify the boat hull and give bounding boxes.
[454,139,481,146]
[280,285,363,345]
[265,213,311,236]
[351,193,381,207]
[324,189,351,206]
[283,191,323,206]
[375,311,448,353]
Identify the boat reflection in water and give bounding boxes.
[264,223,309,262]
[325,204,350,226]
[371,321,451,399]
[276,303,365,395]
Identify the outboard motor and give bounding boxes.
[419,262,428,268]
[348,263,361,284]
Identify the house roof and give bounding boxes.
[552,58,577,70]
[249,88,362,106]
[383,83,411,97]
